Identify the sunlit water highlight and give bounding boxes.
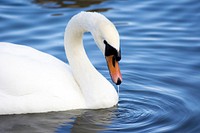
[117,85,120,106]
[117,85,120,96]
[0,0,200,133]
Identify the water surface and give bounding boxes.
[0,0,200,132]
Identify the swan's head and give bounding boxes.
[88,12,122,85]
[66,12,122,85]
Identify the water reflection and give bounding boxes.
[0,111,77,132]
[57,108,117,133]
[0,108,118,133]
[33,0,107,9]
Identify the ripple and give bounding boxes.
[105,87,193,132]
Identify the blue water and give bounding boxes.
[0,0,200,132]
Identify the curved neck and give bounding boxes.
[64,13,118,108]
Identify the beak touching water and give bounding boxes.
[106,55,122,85]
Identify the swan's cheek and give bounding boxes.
[105,55,122,85]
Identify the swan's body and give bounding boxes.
[0,12,122,115]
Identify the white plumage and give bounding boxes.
[0,12,120,115]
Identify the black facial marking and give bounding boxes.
[104,40,121,61]
[104,40,116,56]
[116,49,121,61]
[112,56,116,67]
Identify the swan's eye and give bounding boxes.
[104,40,121,61]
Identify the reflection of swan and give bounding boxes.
[0,108,117,132]
[58,108,117,133]
[0,12,122,115]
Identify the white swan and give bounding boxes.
[0,12,122,115]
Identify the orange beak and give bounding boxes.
[105,55,122,85]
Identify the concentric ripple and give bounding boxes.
[111,88,192,132]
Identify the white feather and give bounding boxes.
[0,12,119,115]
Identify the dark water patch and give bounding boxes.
[32,0,108,9]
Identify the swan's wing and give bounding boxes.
[0,42,85,114]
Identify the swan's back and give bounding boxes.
[0,42,85,114]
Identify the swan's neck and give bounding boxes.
[64,13,118,108]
